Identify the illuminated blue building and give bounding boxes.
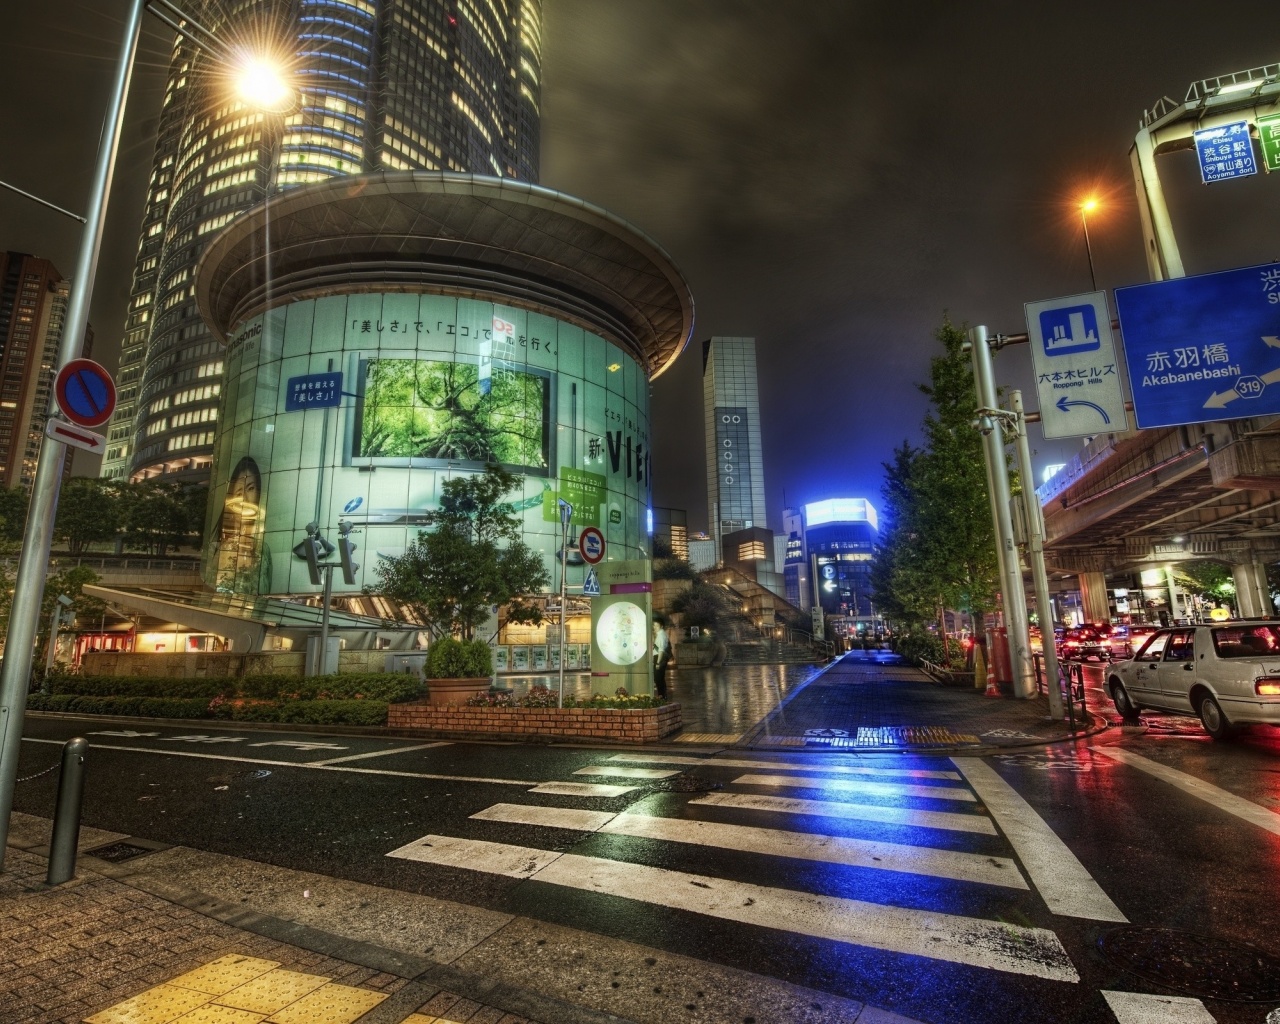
[784,499,879,625]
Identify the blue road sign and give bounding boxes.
[1026,290,1127,439]
[582,567,601,596]
[1115,262,1280,429]
[1194,120,1257,183]
[55,358,116,427]
[285,372,343,412]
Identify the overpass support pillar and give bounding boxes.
[1232,562,1274,619]
[1079,571,1110,623]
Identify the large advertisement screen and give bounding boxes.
[354,358,551,473]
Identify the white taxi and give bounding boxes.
[1105,621,1280,739]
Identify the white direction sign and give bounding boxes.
[1025,290,1128,439]
[44,417,106,454]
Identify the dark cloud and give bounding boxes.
[3,1,1277,504]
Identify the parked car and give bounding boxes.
[1105,621,1280,739]
[1058,625,1113,662]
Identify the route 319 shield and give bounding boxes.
[1025,290,1128,439]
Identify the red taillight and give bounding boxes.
[1256,679,1280,696]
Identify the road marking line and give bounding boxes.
[1098,747,1280,836]
[20,737,534,786]
[607,753,962,780]
[952,757,1127,923]
[572,765,681,780]
[386,836,1077,981]
[470,803,1026,888]
[733,773,976,802]
[689,792,997,834]
[528,781,639,797]
[308,742,451,766]
[1101,990,1217,1023]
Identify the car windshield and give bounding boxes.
[1211,624,1280,659]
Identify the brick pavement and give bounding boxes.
[0,843,539,1024]
[742,653,1100,751]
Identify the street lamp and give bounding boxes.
[234,57,294,113]
[0,0,299,870]
[1079,196,1099,291]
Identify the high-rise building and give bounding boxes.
[100,0,543,484]
[802,498,879,622]
[0,253,92,490]
[702,336,766,542]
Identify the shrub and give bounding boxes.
[894,631,964,667]
[42,672,422,704]
[463,686,672,710]
[426,637,492,678]
[210,699,388,726]
[26,693,213,719]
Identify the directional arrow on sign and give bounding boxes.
[1055,396,1111,423]
[1265,336,1280,349]
[1203,366,1280,409]
[44,417,106,454]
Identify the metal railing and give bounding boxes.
[1033,653,1085,731]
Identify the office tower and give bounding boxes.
[0,253,92,490]
[100,0,543,484]
[702,336,767,544]
[803,498,879,622]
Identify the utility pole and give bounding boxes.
[1011,390,1065,720]
[968,326,1036,700]
[557,499,572,708]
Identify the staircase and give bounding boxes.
[726,640,825,665]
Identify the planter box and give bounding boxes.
[424,677,492,706]
[386,701,683,744]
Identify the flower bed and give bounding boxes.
[388,686,682,743]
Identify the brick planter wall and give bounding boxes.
[386,701,682,743]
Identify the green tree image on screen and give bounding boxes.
[356,359,549,471]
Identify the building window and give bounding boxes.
[737,540,766,561]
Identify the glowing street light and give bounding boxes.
[234,56,295,114]
[1079,196,1100,291]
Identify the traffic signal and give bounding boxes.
[337,520,359,585]
[303,522,323,585]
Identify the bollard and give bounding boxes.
[46,737,87,886]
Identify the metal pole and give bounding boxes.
[0,0,145,871]
[1011,390,1065,720]
[46,737,88,886]
[969,327,1036,699]
[44,606,61,675]
[0,180,86,223]
[1131,127,1185,281]
[558,517,568,708]
[318,566,334,675]
[1080,210,1097,291]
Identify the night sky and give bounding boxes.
[3,1,1278,529]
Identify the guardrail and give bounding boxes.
[1033,653,1086,731]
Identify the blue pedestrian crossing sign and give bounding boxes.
[1116,262,1280,428]
[582,567,601,597]
[1026,291,1128,439]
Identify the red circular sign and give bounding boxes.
[579,526,606,564]
[54,358,116,428]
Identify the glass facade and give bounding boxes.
[702,336,767,536]
[101,0,543,485]
[204,291,651,596]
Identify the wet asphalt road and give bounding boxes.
[13,702,1280,1024]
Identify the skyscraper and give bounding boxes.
[0,253,92,491]
[702,336,767,541]
[100,0,543,484]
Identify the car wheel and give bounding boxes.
[1197,693,1234,740]
[1111,682,1140,721]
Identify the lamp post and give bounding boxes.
[0,1,297,870]
[1080,197,1099,291]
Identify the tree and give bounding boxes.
[125,480,198,556]
[54,478,120,554]
[0,486,28,542]
[1176,560,1236,609]
[871,319,1000,629]
[372,465,549,639]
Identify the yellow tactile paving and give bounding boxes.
[263,982,388,1024]
[214,969,331,1014]
[169,1006,266,1024]
[84,983,211,1024]
[397,1016,439,1024]
[167,955,282,996]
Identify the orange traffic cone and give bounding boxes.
[984,653,1000,698]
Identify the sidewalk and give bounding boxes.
[741,652,1103,752]
[2,811,919,1024]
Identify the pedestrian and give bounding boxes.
[652,615,671,698]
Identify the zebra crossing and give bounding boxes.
[385,750,1119,985]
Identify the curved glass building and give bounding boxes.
[193,173,694,598]
[100,0,542,484]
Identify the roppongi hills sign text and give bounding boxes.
[1116,262,1280,429]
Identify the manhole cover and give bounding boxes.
[648,775,722,794]
[85,841,154,864]
[1098,926,1280,1002]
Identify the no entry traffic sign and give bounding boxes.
[579,526,605,565]
[55,359,116,428]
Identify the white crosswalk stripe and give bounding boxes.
[732,773,977,802]
[387,835,1078,981]
[469,802,1027,887]
[689,791,998,834]
[384,755,1123,984]
[1101,990,1217,1023]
